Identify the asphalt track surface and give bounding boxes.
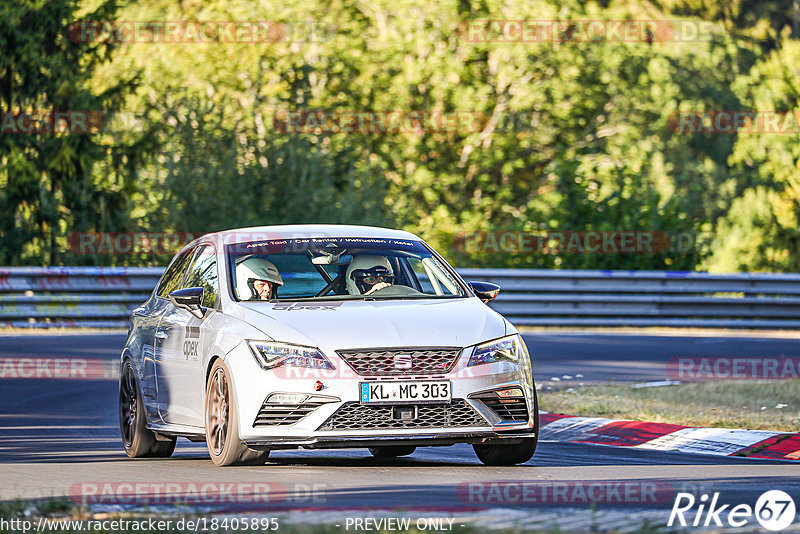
[1,332,799,522]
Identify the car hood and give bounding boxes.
[233,297,509,351]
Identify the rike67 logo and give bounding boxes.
[668,490,796,531]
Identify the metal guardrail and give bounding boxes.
[0,267,798,329]
[0,267,162,328]
[459,269,800,329]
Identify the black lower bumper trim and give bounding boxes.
[242,429,535,450]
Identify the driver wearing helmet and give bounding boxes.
[236,256,284,300]
[346,255,395,296]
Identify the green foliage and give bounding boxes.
[0,0,147,265]
[704,37,800,272]
[2,0,799,271]
[147,96,388,233]
[650,0,800,49]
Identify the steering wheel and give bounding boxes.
[366,284,423,297]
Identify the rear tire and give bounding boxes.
[119,361,176,458]
[205,359,270,467]
[368,446,416,458]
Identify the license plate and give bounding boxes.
[360,381,451,404]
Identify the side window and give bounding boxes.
[183,245,219,308]
[407,257,460,296]
[407,257,436,293]
[157,248,195,298]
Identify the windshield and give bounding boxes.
[227,237,467,301]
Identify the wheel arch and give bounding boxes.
[204,354,229,411]
[118,354,152,436]
[119,351,140,391]
[120,347,134,369]
[205,354,223,385]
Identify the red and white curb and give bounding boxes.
[540,413,800,461]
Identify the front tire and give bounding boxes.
[205,359,270,467]
[368,446,416,458]
[119,361,176,458]
[473,388,539,466]
[473,438,537,466]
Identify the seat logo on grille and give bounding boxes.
[393,354,413,370]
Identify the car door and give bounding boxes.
[155,244,220,427]
[140,247,196,418]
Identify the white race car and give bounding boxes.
[119,225,539,466]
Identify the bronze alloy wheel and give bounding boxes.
[204,359,270,466]
[206,367,229,456]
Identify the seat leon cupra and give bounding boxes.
[119,225,539,466]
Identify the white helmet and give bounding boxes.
[346,255,393,295]
[236,256,283,300]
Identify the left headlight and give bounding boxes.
[468,334,524,367]
[248,341,335,370]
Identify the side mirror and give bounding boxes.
[169,287,206,319]
[469,281,500,303]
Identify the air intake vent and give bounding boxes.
[472,392,529,422]
[317,399,488,431]
[253,400,325,427]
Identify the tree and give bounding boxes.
[705,37,800,272]
[0,0,143,265]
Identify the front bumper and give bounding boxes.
[226,339,537,448]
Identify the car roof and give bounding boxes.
[202,224,422,245]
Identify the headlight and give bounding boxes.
[468,335,523,367]
[247,341,334,370]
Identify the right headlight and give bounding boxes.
[468,335,523,367]
[247,341,334,370]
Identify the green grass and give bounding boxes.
[0,497,78,519]
[538,379,800,431]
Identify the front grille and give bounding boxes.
[253,401,325,427]
[475,395,529,422]
[335,347,462,376]
[317,399,488,431]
